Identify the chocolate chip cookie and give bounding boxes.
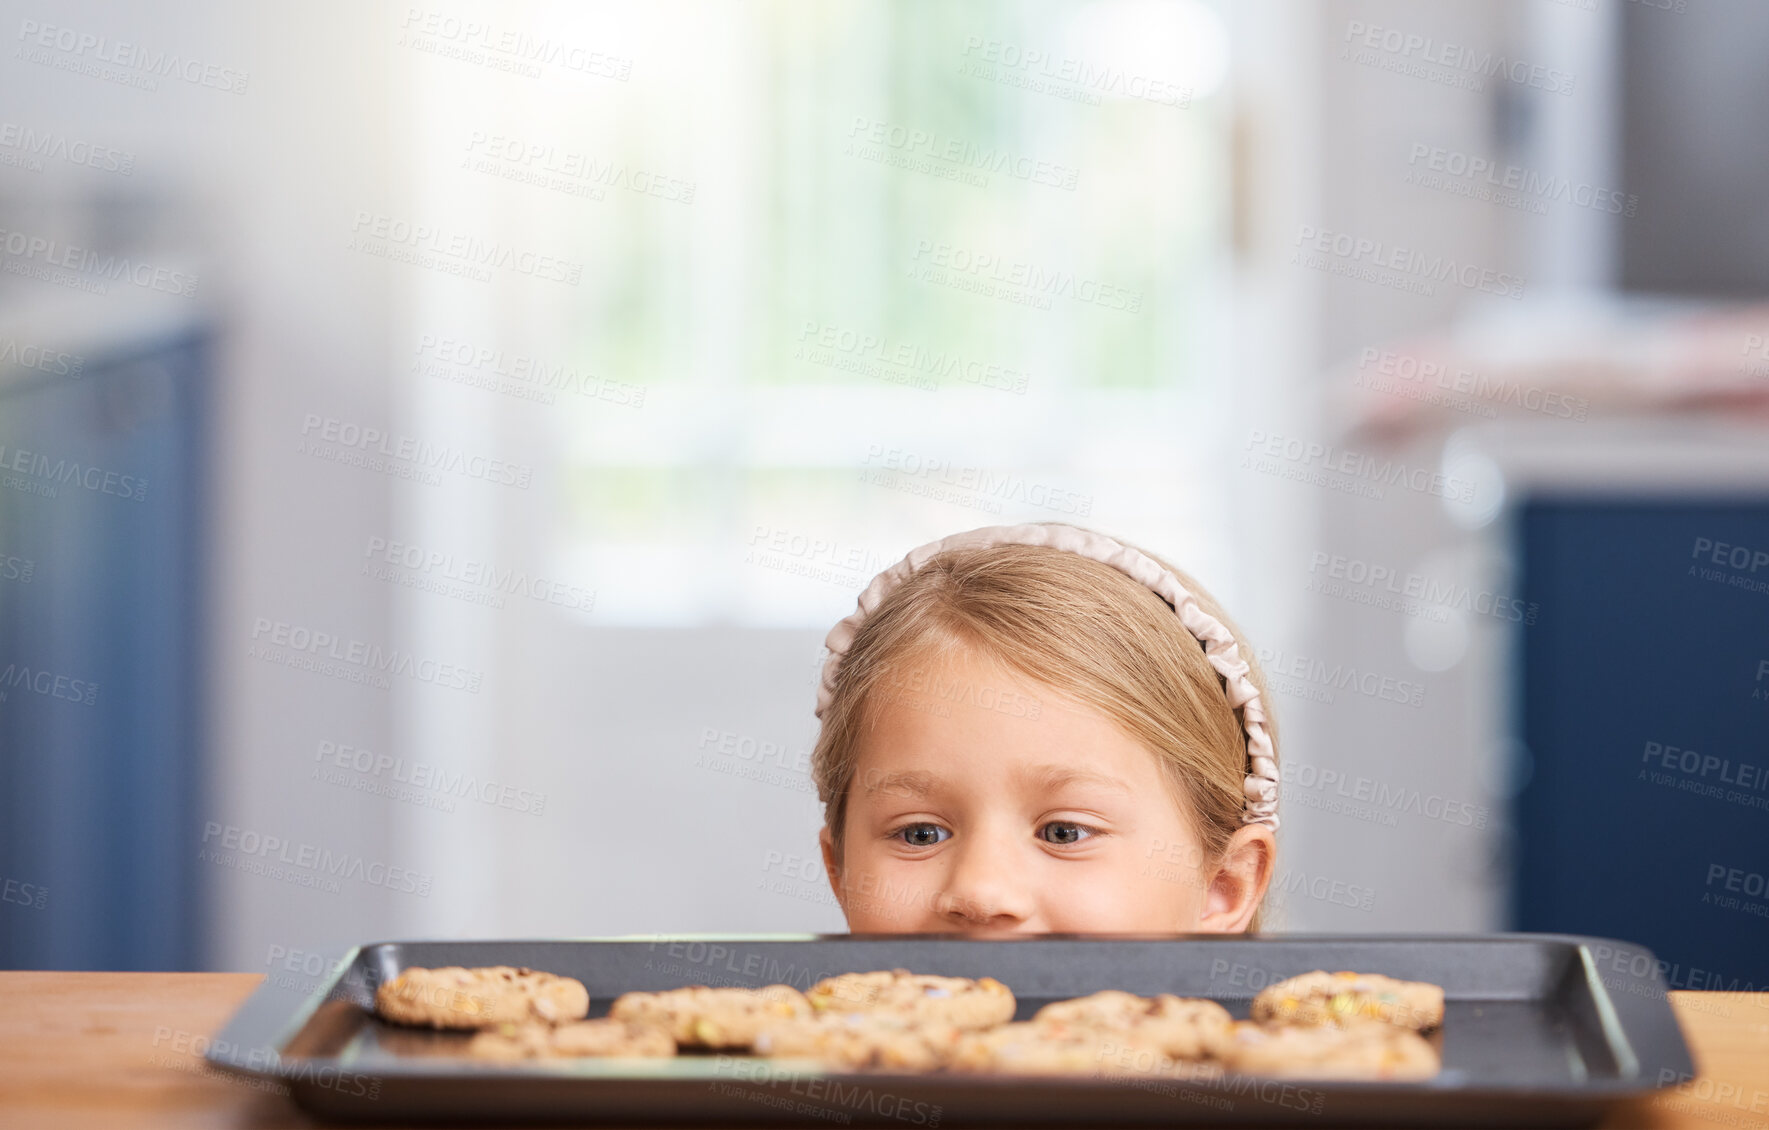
[1251,970,1444,1032]
[466,1017,677,1061]
[1222,1018,1440,1080]
[374,965,590,1030]
[948,1020,1225,1079]
[608,984,813,1049]
[753,1013,965,1071]
[1033,990,1234,1060]
[806,969,1015,1029]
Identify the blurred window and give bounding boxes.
[415,0,1234,626]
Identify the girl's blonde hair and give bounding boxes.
[811,532,1278,931]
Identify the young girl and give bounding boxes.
[811,522,1279,934]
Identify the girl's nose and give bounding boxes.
[932,835,1036,930]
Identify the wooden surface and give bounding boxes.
[0,972,1765,1128]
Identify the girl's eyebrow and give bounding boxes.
[1020,764,1133,794]
[862,769,939,798]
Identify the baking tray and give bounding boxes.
[204,932,1693,1126]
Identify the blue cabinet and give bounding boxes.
[0,321,210,970]
[1514,498,1769,990]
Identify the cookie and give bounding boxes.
[466,1018,676,1061]
[1251,970,1444,1032]
[1222,1019,1440,1080]
[608,984,813,1049]
[753,1013,964,1071]
[1033,991,1233,1060]
[949,1020,1223,1079]
[374,966,590,1030]
[806,969,1016,1029]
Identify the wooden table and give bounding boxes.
[1,973,1765,1128]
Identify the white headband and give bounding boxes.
[814,523,1279,830]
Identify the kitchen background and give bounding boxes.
[1,0,1765,992]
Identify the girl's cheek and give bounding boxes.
[1065,860,1202,929]
[842,864,952,929]
[1146,864,1209,927]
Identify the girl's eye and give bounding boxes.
[1040,821,1095,845]
[895,822,950,847]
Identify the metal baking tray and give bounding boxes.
[205,933,1693,1126]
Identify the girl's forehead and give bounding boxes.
[849,644,1199,812]
[851,690,1171,794]
[857,762,1139,801]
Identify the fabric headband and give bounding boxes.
[814,522,1280,831]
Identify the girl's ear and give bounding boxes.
[818,825,845,908]
[1196,824,1276,933]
